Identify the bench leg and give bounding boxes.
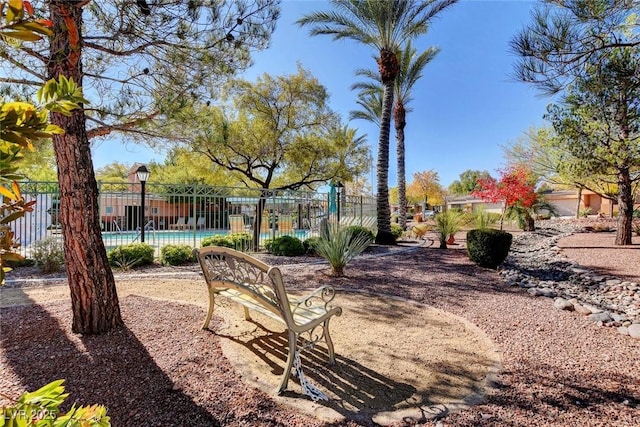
[277,330,297,394]
[201,291,216,329]
[243,306,251,321]
[323,319,336,364]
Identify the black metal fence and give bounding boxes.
[13,181,377,256]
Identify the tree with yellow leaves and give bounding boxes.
[406,169,445,208]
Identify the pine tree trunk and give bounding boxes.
[395,102,407,230]
[48,1,122,334]
[615,168,633,245]
[575,187,582,219]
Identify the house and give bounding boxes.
[445,195,503,214]
[445,189,640,218]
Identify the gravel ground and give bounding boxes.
[1,222,639,426]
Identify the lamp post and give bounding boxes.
[336,181,344,224]
[136,165,150,242]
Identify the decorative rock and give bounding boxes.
[574,304,593,315]
[582,304,602,314]
[571,267,590,274]
[618,326,629,335]
[553,298,574,311]
[628,324,640,340]
[528,287,556,298]
[611,313,628,323]
[588,312,612,323]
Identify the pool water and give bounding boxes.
[101,229,310,249]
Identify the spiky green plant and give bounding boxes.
[313,223,373,276]
[0,379,110,426]
[473,207,499,230]
[434,210,466,249]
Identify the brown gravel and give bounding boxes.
[1,232,640,426]
[557,231,640,283]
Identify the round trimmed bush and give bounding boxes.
[390,223,404,239]
[201,235,234,248]
[344,225,375,243]
[107,243,154,267]
[466,229,513,269]
[303,236,322,255]
[264,235,305,256]
[160,244,194,266]
[201,233,252,252]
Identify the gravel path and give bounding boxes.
[1,222,639,426]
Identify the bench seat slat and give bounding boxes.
[219,288,337,327]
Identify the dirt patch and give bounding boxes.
[0,277,500,425]
[213,291,500,424]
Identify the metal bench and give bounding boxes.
[194,246,342,395]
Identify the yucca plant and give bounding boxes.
[313,223,373,276]
[434,210,466,249]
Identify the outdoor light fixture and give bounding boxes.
[136,165,150,242]
[336,181,344,224]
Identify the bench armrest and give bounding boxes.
[292,285,337,311]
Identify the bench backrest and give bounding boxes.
[194,246,293,323]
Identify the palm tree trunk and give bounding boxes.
[48,1,122,334]
[395,102,407,230]
[375,79,394,243]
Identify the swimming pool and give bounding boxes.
[101,229,311,250]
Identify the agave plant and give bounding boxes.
[313,223,373,276]
[434,210,466,249]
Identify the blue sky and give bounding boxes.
[92,0,553,188]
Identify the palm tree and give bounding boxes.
[350,90,382,126]
[298,0,458,244]
[351,41,439,230]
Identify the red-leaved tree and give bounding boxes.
[471,165,537,230]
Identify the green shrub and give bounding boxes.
[303,236,322,255]
[0,379,110,426]
[5,257,36,268]
[434,210,466,249]
[31,236,65,274]
[390,223,404,239]
[344,225,375,242]
[579,207,592,217]
[201,233,252,252]
[160,244,194,265]
[466,229,513,269]
[473,207,499,230]
[201,235,234,248]
[634,220,640,236]
[264,235,305,256]
[107,243,154,268]
[314,224,372,276]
